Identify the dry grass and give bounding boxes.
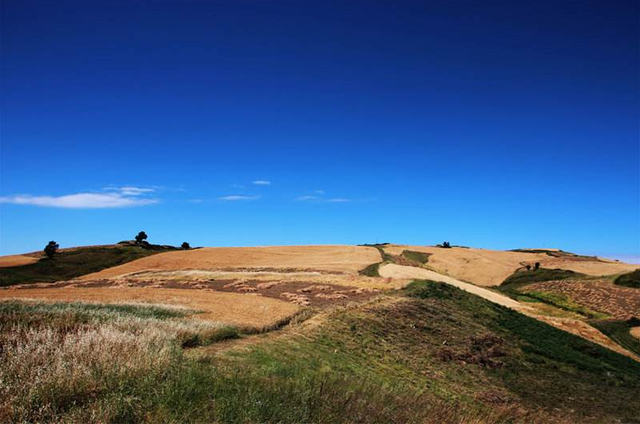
[0,254,39,268]
[94,268,401,290]
[79,245,381,279]
[0,287,299,327]
[383,245,639,286]
[0,300,236,422]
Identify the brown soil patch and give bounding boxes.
[0,255,39,268]
[79,245,381,279]
[523,279,640,320]
[631,327,640,340]
[0,286,298,327]
[383,245,639,287]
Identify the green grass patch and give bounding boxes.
[500,267,584,291]
[0,299,192,321]
[591,318,640,356]
[0,245,169,286]
[358,262,381,277]
[614,269,640,288]
[401,250,431,264]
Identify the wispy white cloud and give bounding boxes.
[296,195,319,201]
[1,185,160,209]
[296,193,351,203]
[252,180,271,186]
[0,193,158,209]
[218,195,260,201]
[104,186,156,196]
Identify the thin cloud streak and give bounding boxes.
[0,193,158,208]
[218,195,260,201]
[252,180,271,186]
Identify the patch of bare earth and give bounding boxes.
[523,279,640,320]
[631,327,640,340]
[79,245,381,279]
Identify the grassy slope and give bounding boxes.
[591,318,640,356]
[0,245,168,286]
[358,248,430,277]
[614,269,640,288]
[2,282,639,423]
[500,268,584,291]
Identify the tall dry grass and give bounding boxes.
[0,300,234,422]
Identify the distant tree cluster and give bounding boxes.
[437,241,452,248]
[43,232,192,259]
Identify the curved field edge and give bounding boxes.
[2,282,640,423]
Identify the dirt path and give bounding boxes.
[377,263,640,362]
[378,263,525,310]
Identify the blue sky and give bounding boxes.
[1,0,638,260]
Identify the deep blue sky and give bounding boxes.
[1,0,638,260]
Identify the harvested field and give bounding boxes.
[93,268,403,291]
[80,245,381,279]
[0,254,39,267]
[523,279,640,320]
[5,276,380,308]
[382,245,639,286]
[0,287,298,327]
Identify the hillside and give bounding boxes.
[1,243,639,423]
[381,245,638,286]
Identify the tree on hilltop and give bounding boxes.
[44,241,59,259]
[181,242,191,250]
[135,231,148,245]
